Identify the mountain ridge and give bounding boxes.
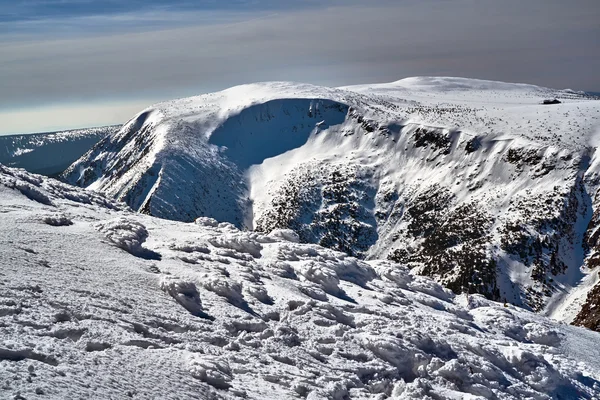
[61,77,600,321]
[0,126,117,176]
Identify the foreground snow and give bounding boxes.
[2,165,600,399]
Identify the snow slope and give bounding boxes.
[62,77,600,315]
[0,126,117,176]
[62,83,390,225]
[2,164,600,399]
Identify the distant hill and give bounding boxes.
[0,126,119,176]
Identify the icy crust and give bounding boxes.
[1,166,600,399]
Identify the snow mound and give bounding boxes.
[268,228,301,243]
[41,213,73,226]
[95,217,160,260]
[160,276,212,320]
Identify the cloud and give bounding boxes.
[0,0,598,133]
[0,99,157,135]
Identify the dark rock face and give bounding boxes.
[413,127,452,154]
[498,180,589,310]
[573,191,600,332]
[573,284,600,330]
[505,148,543,166]
[465,137,482,154]
[583,201,600,269]
[388,189,499,299]
[255,165,378,258]
[378,135,593,311]
[542,99,562,105]
[384,184,587,310]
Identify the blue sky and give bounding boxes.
[1,0,355,37]
[1,0,599,134]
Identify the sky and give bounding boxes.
[0,0,599,135]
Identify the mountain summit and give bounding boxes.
[63,77,600,319]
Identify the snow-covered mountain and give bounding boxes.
[0,126,117,176]
[62,77,600,320]
[2,164,600,399]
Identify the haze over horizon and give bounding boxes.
[1,0,599,135]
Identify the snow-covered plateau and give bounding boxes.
[0,126,117,176]
[3,76,600,399]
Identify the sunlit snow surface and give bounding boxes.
[2,164,600,398]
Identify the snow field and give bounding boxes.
[1,165,600,398]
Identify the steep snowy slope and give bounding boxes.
[0,126,117,176]
[62,78,600,315]
[342,77,600,320]
[2,165,600,399]
[62,83,393,225]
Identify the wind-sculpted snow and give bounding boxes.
[1,166,600,399]
[0,164,127,212]
[96,217,161,260]
[0,126,117,176]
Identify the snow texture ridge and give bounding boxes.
[1,165,600,398]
